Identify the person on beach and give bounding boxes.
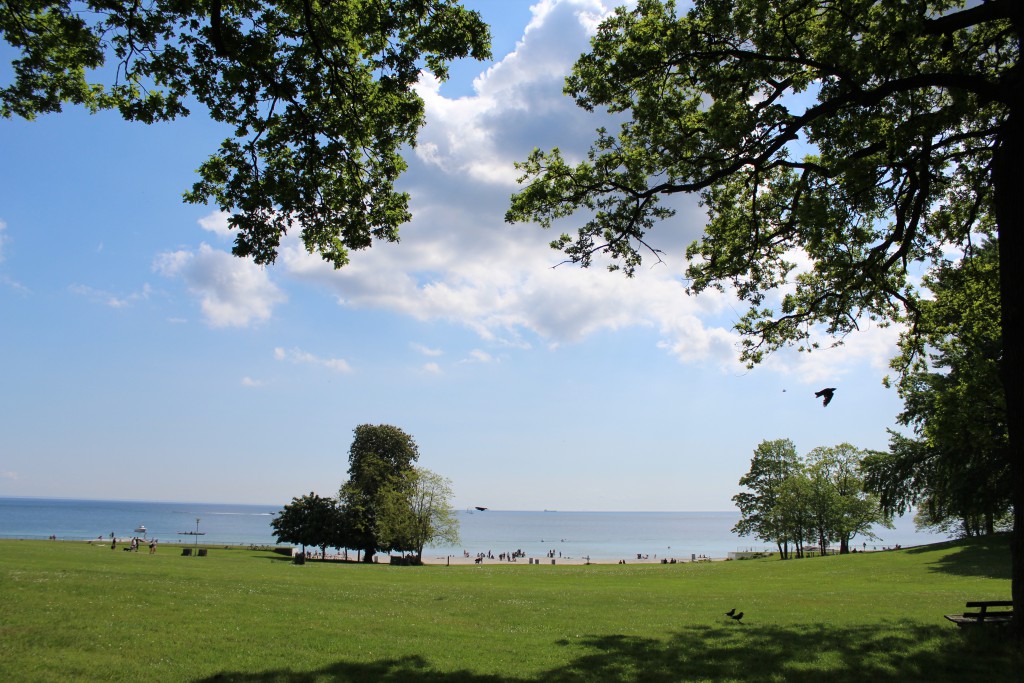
[111,538,116,550]
[149,541,156,554]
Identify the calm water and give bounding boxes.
[0,498,279,546]
[0,497,950,559]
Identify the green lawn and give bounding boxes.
[0,536,1018,682]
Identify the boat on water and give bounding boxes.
[178,531,206,536]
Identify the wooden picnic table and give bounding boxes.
[944,600,1013,627]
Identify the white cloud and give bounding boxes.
[461,349,495,364]
[0,470,17,480]
[0,220,29,292]
[271,0,897,379]
[198,211,235,238]
[411,342,443,357]
[69,282,152,308]
[269,1,761,372]
[154,243,285,327]
[274,346,352,373]
[422,362,442,374]
[241,376,263,387]
[759,321,905,385]
[412,0,613,186]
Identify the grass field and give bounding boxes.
[0,536,1019,682]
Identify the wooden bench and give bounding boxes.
[944,600,1013,627]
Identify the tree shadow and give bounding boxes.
[197,654,503,682]
[905,534,1011,580]
[195,623,1020,682]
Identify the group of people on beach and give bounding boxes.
[463,548,565,563]
[107,535,157,554]
[466,550,526,562]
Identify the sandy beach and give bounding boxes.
[419,553,720,566]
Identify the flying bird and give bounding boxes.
[815,387,836,406]
[724,608,736,617]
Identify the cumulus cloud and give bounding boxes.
[198,211,235,238]
[269,0,781,373]
[154,243,285,327]
[241,376,264,387]
[272,0,897,379]
[412,0,612,186]
[274,347,352,373]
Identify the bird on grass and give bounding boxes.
[730,611,745,624]
[724,608,736,617]
[815,387,836,407]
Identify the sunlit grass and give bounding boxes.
[0,536,1017,681]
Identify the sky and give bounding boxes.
[0,0,911,511]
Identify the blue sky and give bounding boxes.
[0,0,908,510]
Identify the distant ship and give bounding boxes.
[474,506,488,511]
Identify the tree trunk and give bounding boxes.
[993,46,1024,641]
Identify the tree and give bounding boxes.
[732,438,801,559]
[1,1,490,267]
[775,470,814,558]
[864,239,1011,535]
[375,467,460,564]
[507,0,1024,632]
[339,424,419,562]
[735,439,887,558]
[271,492,342,559]
[805,444,889,554]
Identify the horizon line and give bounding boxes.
[0,494,738,514]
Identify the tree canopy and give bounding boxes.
[805,443,890,554]
[864,238,1010,536]
[735,440,888,558]
[732,438,801,558]
[339,423,420,561]
[1,0,490,267]
[375,466,460,564]
[507,0,1023,632]
[270,491,343,559]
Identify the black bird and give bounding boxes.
[724,608,736,617]
[730,611,744,623]
[815,387,836,407]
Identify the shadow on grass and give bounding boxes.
[905,534,1011,580]
[195,623,1021,682]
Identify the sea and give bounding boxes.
[0,497,952,561]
